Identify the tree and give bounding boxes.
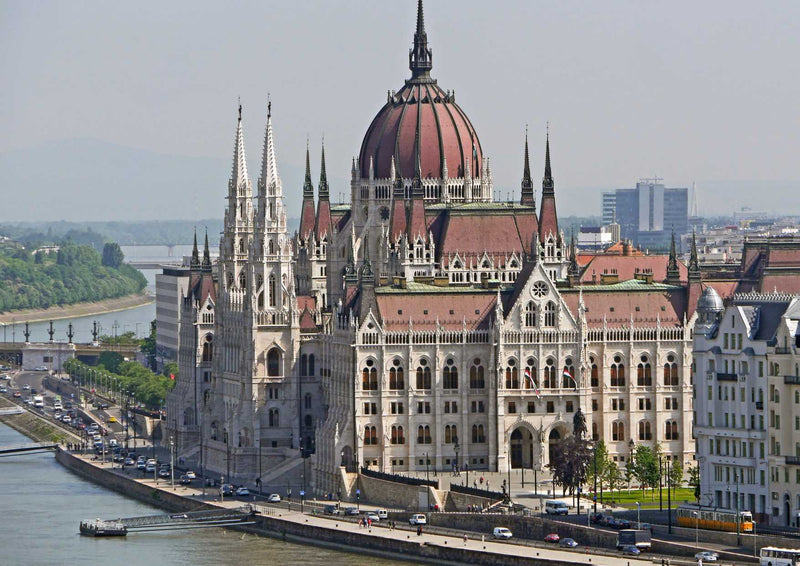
[586,440,610,501]
[606,462,624,503]
[548,435,592,503]
[98,351,123,374]
[669,459,684,495]
[631,444,660,498]
[687,464,700,503]
[101,242,124,268]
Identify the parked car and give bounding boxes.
[13,391,21,398]
[344,507,359,516]
[267,493,281,503]
[409,514,427,525]
[323,505,340,515]
[544,533,560,543]
[185,471,197,479]
[559,538,579,548]
[235,487,250,497]
[219,484,234,496]
[695,552,719,562]
[621,545,641,556]
[364,512,380,522]
[22,384,30,390]
[492,527,513,540]
[0,386,7,393]
[34,366,48,371]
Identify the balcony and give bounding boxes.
[775,347,793,354]
[784,375,800,385]
[786,456,800,465]
[716,372,738,382]
[755,401,764,410]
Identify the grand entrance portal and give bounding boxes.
[510,427,534,469]
[548,429,561,464]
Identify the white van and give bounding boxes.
[545,500,569,515]
[409,514,427,525]
[376,509,388,520]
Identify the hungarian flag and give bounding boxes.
[169,374,175,380]
[563,369,578,390]
[524,367,541,399]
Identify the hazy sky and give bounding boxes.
[3,0,799,219]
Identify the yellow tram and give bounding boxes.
[677,505,754,533]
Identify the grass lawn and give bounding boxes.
[593,487,696,509]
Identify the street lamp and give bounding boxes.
[170,436,175,491]
[693,511,699,549]
[453,440,460,476]
[592,442,598,513]
[636,501,641,530]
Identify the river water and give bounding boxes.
[0,423,398,566]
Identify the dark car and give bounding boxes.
[219,483,235,496]
[590,513,605,524]
[560,538,579,548]
[323,505,341,515]
[180,474,192,485]
[344,507,359,516]
[616,519,632,529]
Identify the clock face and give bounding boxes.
[531,281,548,298]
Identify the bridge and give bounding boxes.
[0,341,139,368]
[0,442,59,455]
[126,260,182,270]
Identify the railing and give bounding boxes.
[360,467,439,488]
[784,375,800,385]
[775,347,793,354]
[716,373,738,382]
[786,456,800,466]
[449,483,504,500]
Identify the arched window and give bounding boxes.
[638,420,652,441]
[443,358,458,389]
[391,425,405,445]
[525,358,537,390]
[268,409,279,427]
[663,354,679,386]
[612,421,624,441]
[362,359,378,391]
[269,274,276,307]
[469,359,485,389]
[592,422,599,441]
[590,356,598,387]
[664,420,679,440]
[364,425,378,445]
[304,393,312,409]
[389,359,405,390]
[210,421,218,440]
[611,355,626,387]
[638,355,652,386]
[444,424,458,444]
[304,415,312,428]
[505,359,519,389]
[525,301,537,326]
[416,359,431,389]
[267,348,281,376]
[471,424,485,443]
[202,335,213,362]
[226,271,234,290]
[562,359,575,388]
[257,291,265,309]
[544,359,557,388]
[300,354,308,377]
[544,301,556,327]
[238,271,246,289]
[238,238,245,254]
[308,354,315,376]
[417,425,432,444]
[268,239,275,254]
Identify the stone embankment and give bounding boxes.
[0,292,153,324]
[0,396,79,444]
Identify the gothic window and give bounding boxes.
[544,358,557,388]
[469,359,485,389]
[257,291,265,309]
[309,354,315,376]
[544,301,556,327]
[257,274,263,289]
[268,239,275,254]
[304,393,312,409]
[362,359,378,391]
[665,420,679,440]
[505,358,519,389]
[416,359,431,390]
[223,428,228,444]
[444,424,458,444]
[364,425,378,445]
[226,272,234,290]
[238,238,245,254]
[300,354,308,377]
[590,356,599,387]
[592,422,599,441]
[389,359,405,390]
[471,424,486,443]
[269,274,276,307]
[268,409,279,427]
[304,414,312,428]
[612,421,625,441]
[266,348,281,376]
[525,358,537,390]
[610,355,626,387]
[443,358,458,389]
[417,425,432,444]
[210,421,218,441]
[663,354,679,386]
[638,420,652,441]
[562,359,575,388]
[391,425,405,445]
[637,355,652,386]
[525,301,537,326]
[202,335,213,362]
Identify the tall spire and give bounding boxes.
[689,229,700,274]
[409,0,433,80]
[538,125,559,241]
[202,229,212,272]
[520,126,535,206]
[542,124,554,195]
[191,228,200,269]
[318,137,329,200]
[258,95,280,197]
[230,103,249,192]
[303,141,314,199]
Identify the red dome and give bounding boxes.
[359,83,483,181]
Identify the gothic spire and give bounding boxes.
[538,125,559,241]
[542,125,554,195]
[303,141,314,199]
[568,232,580,277]
[411,126,423,197]
[191,228,200,269]
[258,95,280,197]
[667,229,680,282]
[689,229,700,274]
[318,137,329,200]
[409,0,433,80]
[520,126,535,206]
[202,229,212,272]
[230,103,250,193]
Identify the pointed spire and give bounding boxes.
[412,127,423,197]
[542,124,554,194]
[191,228,200,269]
[520,126,535,206]
[409,0,433,80]
[689,229,700,274]
[667,229,680,282]
[303,140,314,198]
[568,232,580,278]
[318,137,329,200]
[538,125,559,241]
[230,102,250,192]
[202,229,212,272]
[258,95,280,197]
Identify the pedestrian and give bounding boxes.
[463,533,468,545]
[480,476,484,485]
[698,558,703,566]
[417,525,422,536]
[474,480,478,489]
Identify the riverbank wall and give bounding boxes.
[0,397,78,444]
[0,292,153,324]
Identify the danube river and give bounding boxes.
[0,423,398,566]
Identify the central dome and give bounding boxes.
[358,1,483,181]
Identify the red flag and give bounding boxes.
[170,374,175,380]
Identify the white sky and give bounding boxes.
[2,0,799,217]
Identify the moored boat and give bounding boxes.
[79,519,127,537]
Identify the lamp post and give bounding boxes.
[693,511,699,549]
[593,442,598,513]
[170,435,175,491]
[636,501,641,530]
[454,440,460,477]
[425,452,430,511]
[735,471,741,546]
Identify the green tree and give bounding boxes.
[163,361,178,381]
[98,351,123,374]
[631,444,660,498]
[548,435,592,503]
[101,242,124,268]
[669,459,684,495]
[606,462,624,503]
[587,440,610,501]
[687,464,700,503]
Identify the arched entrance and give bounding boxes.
[548,429,561,463]
[510,427,534,469]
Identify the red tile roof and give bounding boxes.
[315,199,332,241]
[376,291,495,331]
[299,198,316,241]
[561,288,687,328]
[578,255,688,284]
